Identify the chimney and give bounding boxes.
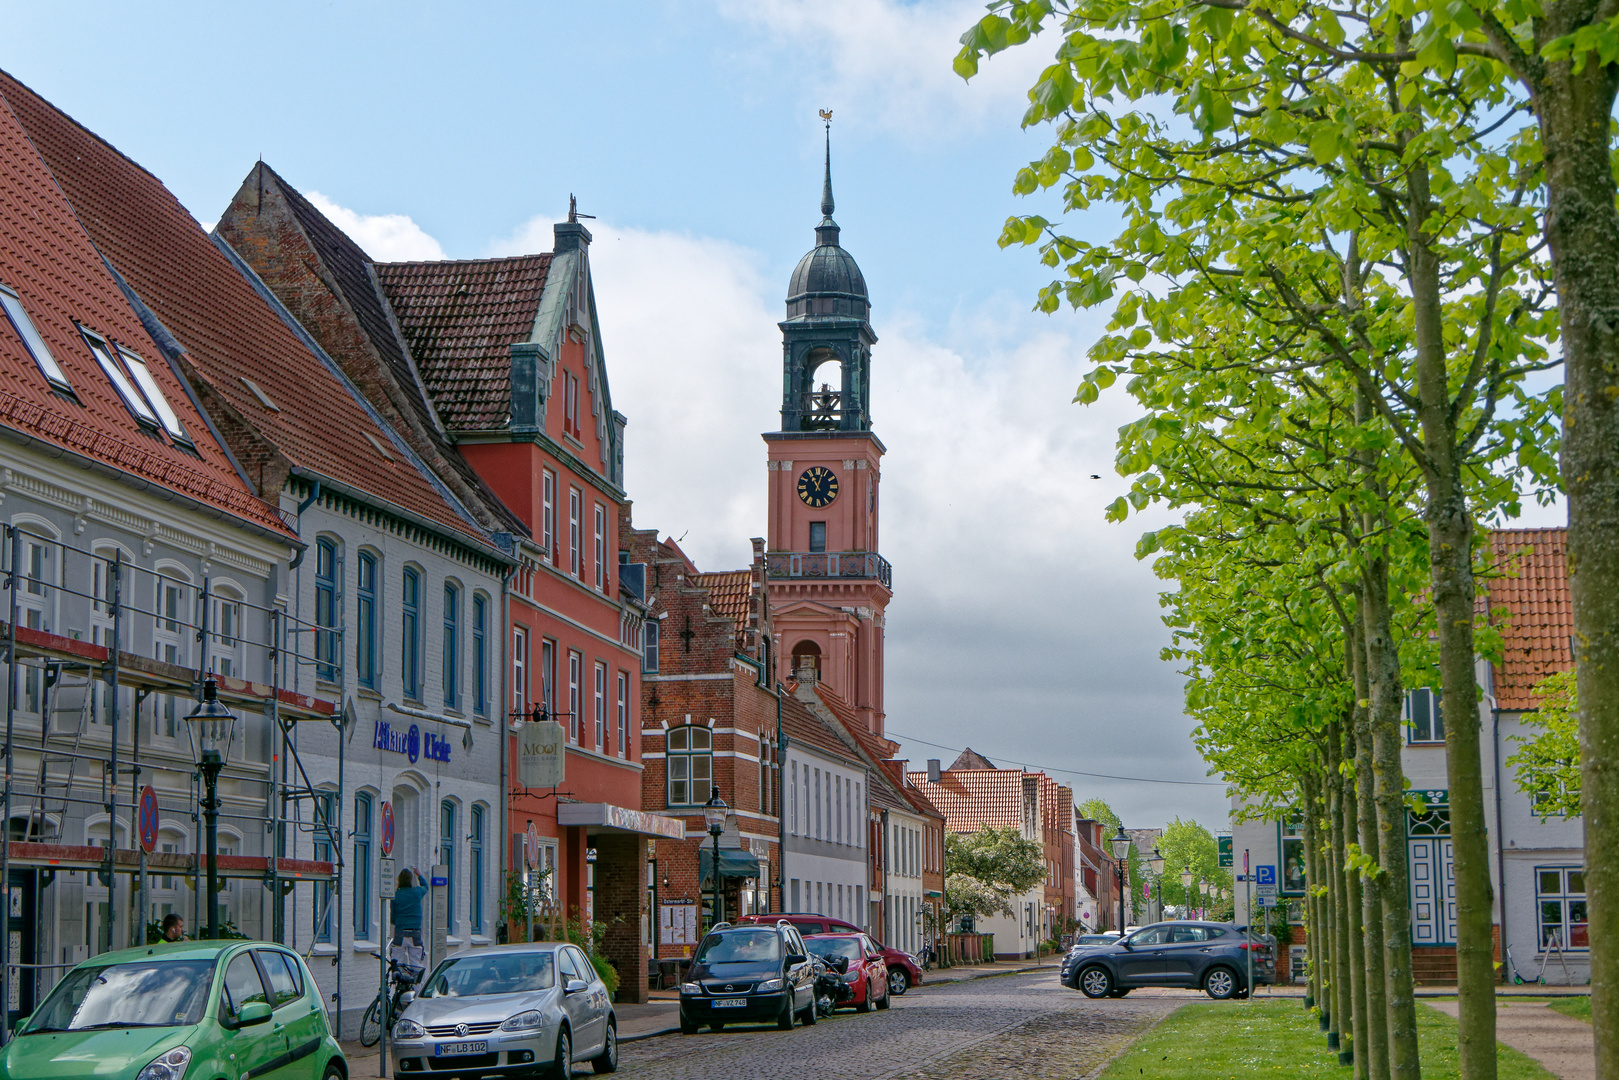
[927,759,941,783]
[795,656,818,684]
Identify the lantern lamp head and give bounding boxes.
[1149,847,1165,876]
[1110,822,1132,860]
[185,677,237,761]
[703,786,728,835]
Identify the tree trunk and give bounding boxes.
[1353,611,1392,1080]
[1521,27,1619,1075]
[1303,769,1330,1030]
[1329,723,1354,1060]
[1344,720,1370,1079]
[1363,547,1422,1080]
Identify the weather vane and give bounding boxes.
[819,108,833,131]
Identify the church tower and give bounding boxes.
[766,130,890,737]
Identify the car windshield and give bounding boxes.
[420,952,556,998]
[696,931,781,964]
[25,960,214,1032]
[806,937,863,963]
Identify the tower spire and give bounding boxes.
[819,109,835,219]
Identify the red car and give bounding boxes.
[736,913,926,996]
[805,933,890,1012]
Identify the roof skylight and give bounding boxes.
[0,284,73,393]
[80,328,159,429]
[116,346,192,449]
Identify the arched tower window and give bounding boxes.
[791,640,821,681]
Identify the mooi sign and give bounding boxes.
[520,720,565,788]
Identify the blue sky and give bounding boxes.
[14,1,1553,831]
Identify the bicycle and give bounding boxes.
[359,952,426,1048]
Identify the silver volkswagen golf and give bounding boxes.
[390,943,617,1079]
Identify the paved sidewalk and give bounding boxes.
[1427,999,1593,1080]
[334,957,1063,1076]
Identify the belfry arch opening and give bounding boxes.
[791,640,822,682]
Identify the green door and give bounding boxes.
[218,950,285,1080]
[255,949,325,1077]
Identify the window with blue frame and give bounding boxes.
[356,552,377,689]
[402,568,421,700]
[443,582,460,709]
[315,539,339,682]
[354,793,373,940]
[314,791,334,943]
[473,595,488,717]
[470,806,485,935]
[440,801,457,934]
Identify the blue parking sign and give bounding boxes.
[1256,865,1277,886]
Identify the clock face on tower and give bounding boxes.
[797,466,839,508]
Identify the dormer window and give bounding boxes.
[80,328,159,429]
[0,284,72,393]
[116,346,193,449]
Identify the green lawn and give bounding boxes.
[1547,997,1591,1023]
[1099,1001,1556,1080]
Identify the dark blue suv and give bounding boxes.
[1060,921,1275,999]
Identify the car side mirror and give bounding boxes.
[399,991,416,1008]
[1120,940,1133,951]
[565,979,588,994]
[785,953,806,966]
[237,1002,273,1026]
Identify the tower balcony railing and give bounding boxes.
[767,551,892,589]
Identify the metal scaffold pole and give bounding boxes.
[2,526,18,1042]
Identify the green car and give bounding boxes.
[0,940,345,1080]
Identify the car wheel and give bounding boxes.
[777,994,795,1030]
[1204,967,1239,1000]
[679,1010,699,1035]
[709,1021,725,1031]
[800,994,817,1026]
[888,968,910,996]
[322,1061,344,1080]
[856,981,872,1014]
[545,1029,571,1080]
[1078,966,1113,999]
[875,982,891,1011]
[592,1019,619,1074]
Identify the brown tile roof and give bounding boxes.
[949,747,997,771]
[780,694,863,769]
[811,684,899,759]
[1485,527,1573,711]
[694,570,751,625]
[0,89,291,539]
[0,73,491,549]
[375,256,552,431]
[906,769,1026,834]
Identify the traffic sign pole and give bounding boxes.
[1245,848,1253,999]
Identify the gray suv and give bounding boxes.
[1060,921,1275,999]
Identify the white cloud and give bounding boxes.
[715,0,1052,137]
[304,192,446,262]
[492,211,1223,824]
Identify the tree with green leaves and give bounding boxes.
[1508,668,1581,818]
[943,826,1048,924]
[1077,797,1146,921]
[955,5,1563,1075]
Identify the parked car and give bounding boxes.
[1071,933,1119,949]
[0,940,345,1080]
[736,913,925,996]
[679,920,818,1033]
[803,933,891,1013]
[391,942,617,1078]
[1060,920,1276,1000]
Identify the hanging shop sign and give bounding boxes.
[520,720,566,788]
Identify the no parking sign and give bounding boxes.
[138,785,159,854]
[380,801,395,857]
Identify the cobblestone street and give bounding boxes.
[611,971,1182,1080]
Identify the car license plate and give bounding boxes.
[713,998,747,1008]
[435,1041,488,1056]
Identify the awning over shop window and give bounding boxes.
[699,847,762,883]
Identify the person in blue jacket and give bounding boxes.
[392,867,428,947]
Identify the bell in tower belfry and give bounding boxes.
[780,122,876,433]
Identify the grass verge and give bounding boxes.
[1547,997,1591,1023]
[1097,1000,1556,1079]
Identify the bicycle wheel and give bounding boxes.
[359,995,385,1048]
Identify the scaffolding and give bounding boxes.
[0,523,345,1035]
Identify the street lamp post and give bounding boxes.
[1199,878,1211,921]
[703,787,728,930]
[1110,824,1132,933]
[1180,867,1194,918]
[1149,848,1165,922]
[185,678,237,941]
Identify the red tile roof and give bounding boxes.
[1485,528,1573,711]
[375,256,552,431]
[0,73,491,549]
[0,89,290,538]
[906,769,1027,834]
[780,694,862,769]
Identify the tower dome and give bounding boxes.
[786,134,869,322]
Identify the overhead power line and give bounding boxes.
[885,728,1227,788]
